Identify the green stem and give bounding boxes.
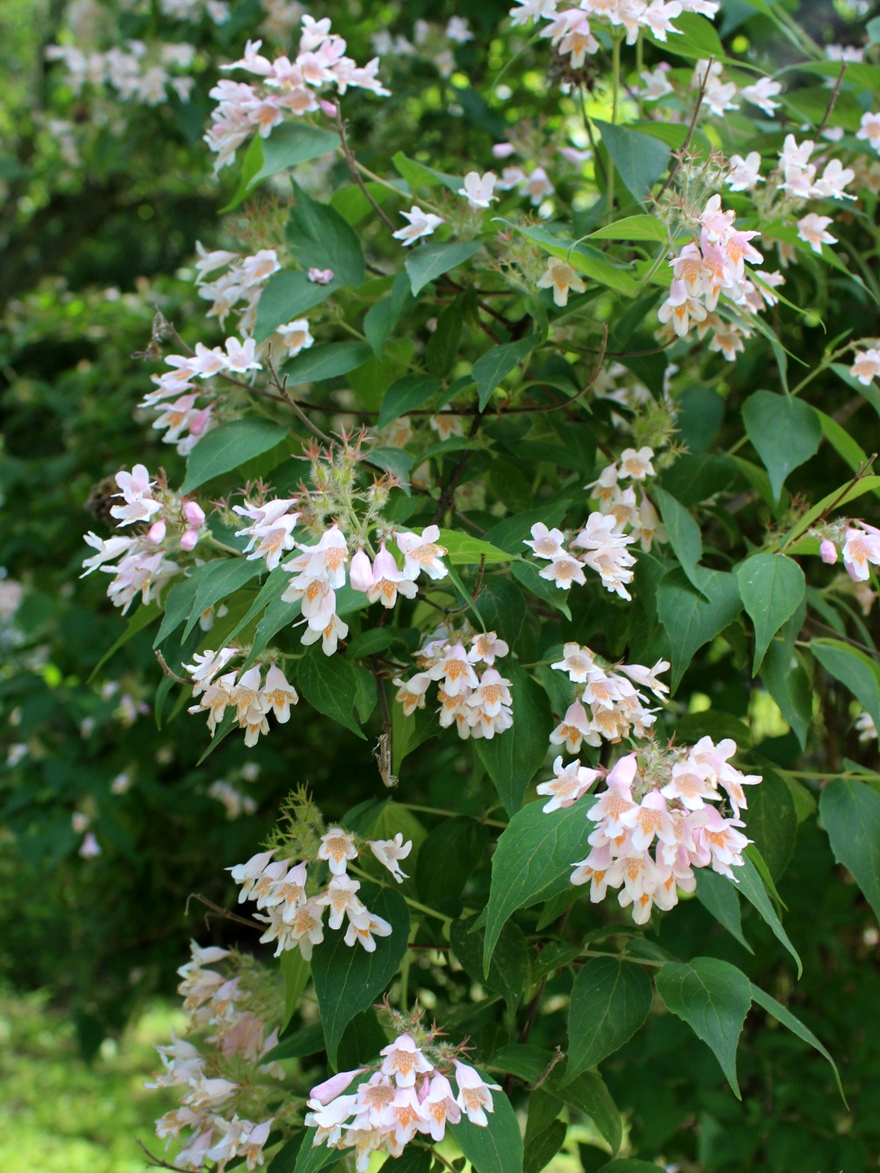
[606,33,623,219]
[398,801,507,828]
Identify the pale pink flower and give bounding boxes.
[318,827,358,874]
[395,525,448,580]
[458,171,497,208]
[819,538,839,564]
[536,753,599,812]
[224,336,262,372]
[536,257,586,307]
[467,631,509,665]
[551,641,595,682]
[524,521,567,559]
[539,554,587,589]
[843,524,880,581]
[367,542,419,607]
[452,1061,500,1127]
[277,318,314,356]
[856,111,880,151]
[740,76,781,115]
[850,347,880,386]
[348,548,374,592]
[393,206,445,245]
[308,267,335,284]
[797,213,836,254]
[549,700,594,755]
[369,834,412,883]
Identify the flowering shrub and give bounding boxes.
[5,0,880,1170]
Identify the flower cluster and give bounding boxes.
[547,642,670,750]
[206,17,389,172]
[81,464,206,611]
[141,334,261,454]
[524,508,638,600]
[658,194,784,361]
[147,941,283,1171]
[544,742,761,924]
[393,626,513,741]
[185,650,297,747]
[230,827,411,957]
[46,39,197,107]
[814,520,880,585]
[230,501,449,655]
[510,0,719,59]
[586,447,667,553]
[305,1029,500,1172]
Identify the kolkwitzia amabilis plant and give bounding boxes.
[44,0,880,1168]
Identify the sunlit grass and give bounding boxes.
[0,987,185,1173]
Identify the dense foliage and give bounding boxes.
[3,0,880,1171]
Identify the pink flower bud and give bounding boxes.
[183,500,206,528]
[819,538,838,565]
[180,529,199,551]
[309,1067,365,1105]
[492,142,515,158]
[307,267,334,285]
[349,548,373,592]
[319,99,338,117]
[147,520,166,544]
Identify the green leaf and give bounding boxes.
[820,777,880,923]
[554,1070,621,1154]
[255,271,342,343]
[287,182,365,287]
[749,982,846,1105]
[744,766,797,880]
[565,958,652,1080]
[182,559,264,642]
[284,342,372,384]
[485,800,594,970]
[417,818,488,903]
[760,641,812,749]
[598,1162,666,1173]
[695,869,753,953]
[378,374,443,429]
[311,884,409,1067]
[595,121,670,205]
[811,637,880,734]
[656,569,743,692]
[651,11,726,59]
[742,390,822,504]
[437,529,513,565]
[736,553,805,674]
[653,487,705,595]
[392,150,463,194]
[474,664,552,814]
[524,1120,566,1173]
[247,122,340,207]
[504,222,638,296]
[426,296,465,377]
[473,338,535,410]
[180,420,290,494]
[220,132,264,213]
[280,949,310,1031]
[297,648,372,739]
[655,957,752,1097]
[586,215,667,243]
[451,915,529,1011]
[292,1129,347,1173]
[449,1086,523,1173]
[733,854,802,976]
[261,1021,324,1063]
[405,240,481,296]
[363,272,415,357]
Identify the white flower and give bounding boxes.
[740,76,782,116]
[458,170,497,209]
[277,318,314,356]
[392,205,445,246]
[536,257,586,307]
[369,834,412,882]
[797,213,837,255]
[725,151,763,193]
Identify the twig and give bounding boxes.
[335,109,397,232]
[265,350,334,444]
[804,615,880,660]
[135,1139,193,1173]
[155,650,188,684]
[817,64,847,139]
[371,662,398,788]
[656,55,712,202]
[472,554,487,601]
[529,1046,566,1091]
[186,892,264,931]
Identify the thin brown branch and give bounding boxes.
[432,411,483,524]
[265,350,334,444]
[186,893,264,931]
[155,650,188,684]
[335,110,397,232]
[135,1138,193,1173]
[656,56,712,202]
[817,64,848,139]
